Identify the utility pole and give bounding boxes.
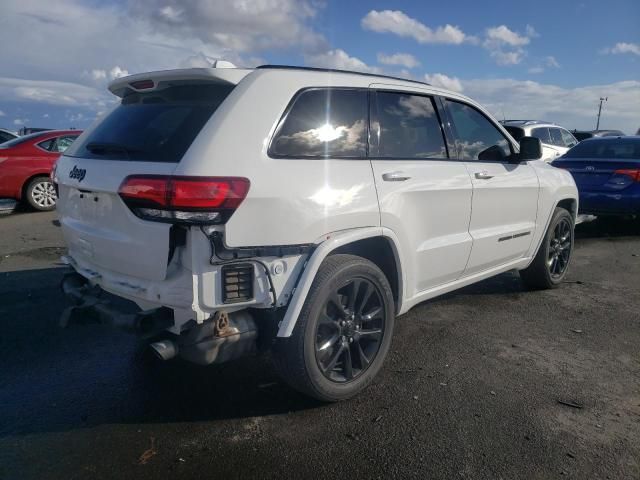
[596,97,607,130]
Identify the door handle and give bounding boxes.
[382,172,411,182]
[474,171,494,180]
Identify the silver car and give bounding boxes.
[501,120,578,162]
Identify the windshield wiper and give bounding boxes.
[85,141,143,158]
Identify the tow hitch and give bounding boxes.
[60,272,173,335]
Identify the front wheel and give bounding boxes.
[274,254,395,402]
[25,176,57,211]
[520,207,574,289]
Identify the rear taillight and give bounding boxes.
[118,175,250,225]
[613,169,640,182]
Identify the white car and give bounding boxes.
[54,65,578,401]
[501,120,579,162]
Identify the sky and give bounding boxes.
[0,0,638,134]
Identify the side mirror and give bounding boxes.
[519,136,542,161]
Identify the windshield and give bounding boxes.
[563,138,640,159]
[66,83,235,163]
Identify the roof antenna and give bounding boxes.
[211,60,237,69]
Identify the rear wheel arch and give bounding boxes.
[276,228,405,338]
[330,236,401,310]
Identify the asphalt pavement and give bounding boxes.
[0,210,639,479]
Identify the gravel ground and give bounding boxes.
[0,211,638,480]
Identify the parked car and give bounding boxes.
[0,130,82,211]
[0,128,18,144]
[552,136,640,216]
[55,65,578,401]
[572,129,625,142]
[501,120,578,162]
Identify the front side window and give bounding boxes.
[445,100,511,161]
[270,88,368,158]
[374,92,447,159]
[531,127,551,144]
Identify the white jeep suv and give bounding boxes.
[501,120,579,162]
[54,65,578,401]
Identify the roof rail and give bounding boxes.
[256,64,432,88]
[501,119,555,126]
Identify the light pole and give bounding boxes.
[596,97,607,130]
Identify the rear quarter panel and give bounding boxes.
[175,70,381,247]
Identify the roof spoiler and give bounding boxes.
[108,67,253,98]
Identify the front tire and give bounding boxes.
[274,254,395,402]
[520,207,574,289]
[25,176,57,211]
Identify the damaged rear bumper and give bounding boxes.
[60,271,259,365]
[60,272,174,335]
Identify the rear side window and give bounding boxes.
[38,139,56,151]
[67,84,234,162]
[269,88,368,158]
[373,92,447,159]
[560,129,578,148]
[531,127,551,143]
[549,128,565,147]
[445,100,511,161]
[563,139,640,159]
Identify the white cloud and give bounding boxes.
[0,77,108,107]
[601,42,640,56]
[130,0,326,54]
[0,110,5,117]
[485,25,530,47]
[13,119,26,125]
[377,52,420,69]
[491,50,525,66]
[305,49,378,73]
[424,73,464,93]
[0,0,326,87]
[462,78,640,133]
[544,56,560,68]
[362,10,468,45]
[528,56,560,74]
[482,25,537,66]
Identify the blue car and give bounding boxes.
[552,136,640,216]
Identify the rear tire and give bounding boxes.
[25,176,57,211]
[273,254,395,402]
[520,207,574,289]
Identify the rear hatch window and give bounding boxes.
[66,84,234,163]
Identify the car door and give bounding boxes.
[369,86,473,296]
[443,98,539,276]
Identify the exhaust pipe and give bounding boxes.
[149,340,178,361]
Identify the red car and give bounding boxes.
[0,130,82,211]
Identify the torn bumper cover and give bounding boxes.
[60,272,173,335]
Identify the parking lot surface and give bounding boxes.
[0,211,638,480]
